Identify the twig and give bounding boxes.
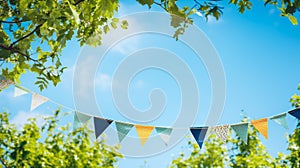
[9,23,44,48]
[0,157,9,168]
[0,20,29,24]
[153,2,168,11]
[0,43,38,62]
[74,0,85,5]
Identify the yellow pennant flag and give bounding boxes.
[251,118,268,139]
[135,125,154,146]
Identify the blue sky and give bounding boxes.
[1,1,300,167]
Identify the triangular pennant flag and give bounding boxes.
[30,93,49,111]
[155,127,173,145]
[76,111,92,124]
[115,122,134,143]
[73,112,81,130]
[135,125,154,146]
[211,125,230,143]
[190,127,208,149]
[14,85,29,97]
[93,117,113,139]
[231,123,248,144]
[270,113,288,129]
[0,75,13,90]
[288,108,300,120]
[251,118,268,139]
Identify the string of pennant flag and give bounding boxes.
[1,76,300,149]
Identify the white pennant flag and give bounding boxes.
[14,86,29,97]
[30,93,49,111]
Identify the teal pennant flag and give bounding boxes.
[231,123,248,144]
[115,122,134,143]
[155,127,173,146]
[270,113,288,129]
[73,111,92,130]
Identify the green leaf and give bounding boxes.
[136,0,154,8]
[68,1,80,24]
[120,20,128,29]
[288,15,298,25]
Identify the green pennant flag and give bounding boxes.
[270,113,288,129]
[231,123,248,144]
[115,122,134,143]
[155,127,173,145]
[76,111,92,124]
[73,112,81,130]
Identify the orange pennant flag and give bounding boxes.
[251,118,268,139]
[135,125,154,146]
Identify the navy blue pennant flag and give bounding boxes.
[288,108,300,120]
[190,127,209,149]
[94,117,113,139]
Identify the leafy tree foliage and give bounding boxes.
[170,125,281,168]
[0,0,127,90]
[0,109,122,167]
[171,85,300,167]
[170,134,228,168]
[286,84,300,167]
[1,0,299,91]
[228,124,280,167]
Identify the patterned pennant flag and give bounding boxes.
[115,122,134,143]
[135,125,154,146]
[270,113,288,129]
[190,127,208,149]
[251,118,268,139]
[30,93,49,111]
[0,75,13,90]
[14,85,29,97]
[155,127,173,146]
[288,108,300,120]
[211,125,230,143]
[93,117,113,139]
[231,123,248,144]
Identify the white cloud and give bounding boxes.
[101,16,143,56]
[95,73,112,91]
[269,9,275,15]
[207,15,224,24]
[112,37,141,55]
[11,111,46,129]
[73,55,97,98]
[135,80,145,88]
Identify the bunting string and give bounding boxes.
[1,76,300,149]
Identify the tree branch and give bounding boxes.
[9,23,44,48]
[0,20,29,24]
[0,43,38,62]
[0,157,9,168]
[74,0,85,6]
[153,2,168,11]
[0,43,59,80]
